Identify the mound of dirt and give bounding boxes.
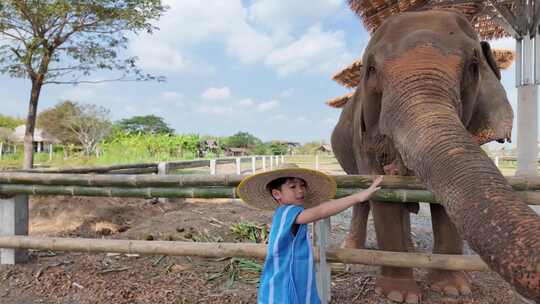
[0,196,516,303]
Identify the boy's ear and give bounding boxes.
[271,189,281,200]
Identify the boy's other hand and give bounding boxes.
[366,175,383,195]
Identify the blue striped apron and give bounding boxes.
[258,204,320,304]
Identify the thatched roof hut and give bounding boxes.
[347,0,513,41]
[11,125,60,144]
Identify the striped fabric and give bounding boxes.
[258,205,320,304]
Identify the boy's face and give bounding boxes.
[271,178,307,205]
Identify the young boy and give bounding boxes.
[237,163,383,304]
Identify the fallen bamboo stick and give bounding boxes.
[0,184,539,205]
[0,236,489,271]
[1,173,539,191]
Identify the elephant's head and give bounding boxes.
[332,10,540,300]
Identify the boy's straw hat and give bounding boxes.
[237,163,337,210]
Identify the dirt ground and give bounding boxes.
[0,162,521,303]
[0,195,518,304]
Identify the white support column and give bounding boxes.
[262,156,267,171]
[251,156,256,173]
[157,162,170,203]
[315,154,320,170]
[275,155,279,167]
[210,159,217,175]
[236,157,242,175]
[270,155,274,169]
[37,142,42,153]
[49,144,53,161]
[281,155,284,163]
[0,195,29,264]
[516,30,539,176]
[0,142,3,160]
[314,218,331,303]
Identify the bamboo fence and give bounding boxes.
[2,173,540,190]
[0,236,488,271]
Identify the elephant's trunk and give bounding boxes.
[382,46,540,300]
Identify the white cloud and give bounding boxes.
[248,0,342,33]
[269,114,287,121]
[489,37,515,51]
[132,39,191,72]
[256,100,279,111]
[129,0,354,76]
[202,86,232,100]
[237,98,255,107]
[161,91,183,101]
[266,24,354,76]
[196,105,235,116]
[280,88,295,98]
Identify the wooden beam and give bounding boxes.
[530,0,540,36]
[488,0,522,36]
[0,236,490,271]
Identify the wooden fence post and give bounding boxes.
[251,156,256,173]
[0,195,29,264]
[314,218,331,303]
[157,162,170,203]
[262,156,266,171]
[236,157,241,175]
[210,159,217,175]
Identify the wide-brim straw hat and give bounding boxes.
[237,163,337,211]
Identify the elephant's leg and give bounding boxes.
[427,204,472,296]
[341,203,370,249]
[372,201,420,303]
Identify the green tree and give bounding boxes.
[225,132,262,148]
[298,141,323,155]
[0,1,167,168]
[37,100,79,144]
[0,114,24,129]
[67,103,112,155]
[268,141,288,155]
[116,115,174,135]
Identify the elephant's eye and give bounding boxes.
[367,66,376,74]
[468,59,479,75]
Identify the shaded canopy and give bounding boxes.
[347,0,515,40]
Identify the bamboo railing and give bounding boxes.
[0,236,489,271]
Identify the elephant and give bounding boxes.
[331,9,540,303]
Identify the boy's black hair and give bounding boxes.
[266,177,290,193]
[266,177,307,193]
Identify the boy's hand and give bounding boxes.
[364,175,383,196]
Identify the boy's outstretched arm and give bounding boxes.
[296,175,383,224]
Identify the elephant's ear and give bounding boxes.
[480,41,501,80]
[331,90,359,174]
[467,43,513,145]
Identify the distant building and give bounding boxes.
[224,147,248,157]
[284,142,301,155]
[315,144,333,154]
[11,125,60,152]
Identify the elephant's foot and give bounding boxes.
[427,270,471,297]
[374,275,420,303]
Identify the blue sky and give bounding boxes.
[0,0,520,145]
